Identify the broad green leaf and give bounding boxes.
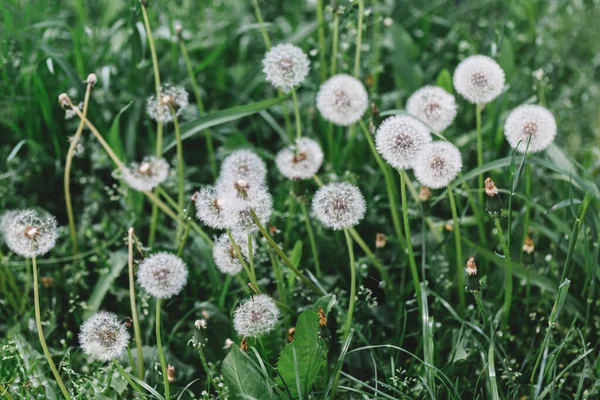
[223,345,275,400]
[108,101,132,160]
[276,310,325,399]
[84,250,128,319]
[435,69,453,93]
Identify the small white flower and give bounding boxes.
[312,182,366,230]
[262,44,310,93]
[5,210,58,258]
[137,253,188,299]
[212,233,256,275]
[194,186,227,229]
[233,294,280,338]
[275,138,324,179]
[146,84,189,123]
[375,115,432,170]
[79,311,130,362]
[122,157,169,192]
[219,150,267,187]
[414,142,463,189]
[453,55,505,104]
[406,86,457,133]
[504,105,556,153]
[316,74,368,126]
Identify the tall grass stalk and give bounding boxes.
[399,170,422,310]
[342,229,357,340]
[169,106,185,243]
[155,298,170,399]
[476,103,484,208]
[315,0,327,82]
[127,228,145,380]
[494,216,512,328]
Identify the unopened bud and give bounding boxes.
[85,73,97,87]
[485,177,503,216]
[58,93,71,108]
[224,338,234,349]
[240,338,249,352]
[318,306,327,327]
[465,257,481,293]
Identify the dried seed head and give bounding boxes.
[212,233,256,276]
[233,294,280,338]
[262,43,310,93]
[79,311,130,362]
[194,186,227,229]
[137,252,188,299]
[504,105,557,153]
[523,236,534,254]
[419,186,431,202]
[122,157,170,192]
[453,55,505,104]
[465,257,478,276]
[0,210,19,238]
[5,210,58,258]
[312,182,366,230]
[168,365,176,383]
[219,150,267,187]
[146,84,189,123]
[275,138,324,180]
[219,184,274,234]
[414,142,462,189]
[375,115,432,170]
[316,74,369,126]
[406,86,457,133]
[375,233,387,249]
[85,73,98,87]
[318,306,327,327]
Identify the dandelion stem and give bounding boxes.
[493,216,512,328]
[32,256,72,400]
[520,163,531,264]
[300,201,321,278]
[476,103,484,208]
[127,228,145,380]
[64,80,92,255]
[448,183,465,308]
[250,210,325,295]
[330,7,339,77]
[247,233,257,287]
[316,0,327,82]
[226,229,259,292]
[371,0,382,94]
[250,0,271,49]
[196,342,218,393]
[155,298,170,400]
[353,0,364,79]
[169,106,186,245]
[112,359,142,394]
[269,250,288,306]
[291,87,302,141]
[342,229,357,341]
[399,169,422,311]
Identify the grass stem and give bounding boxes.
[127,228,145,380]
[156,298,170,399]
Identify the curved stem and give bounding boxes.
[156,298,170,399]
[399,170,422,310]
[448,184,465,308]
[32,256,72,400]
[112,359,142,394]
[169,106,185,243]
[476,103,483,208]
[127,228,144,380]
[0,384,14,400]
[342,229,357,340]
[494,217,512,328]
[300,201,321,278]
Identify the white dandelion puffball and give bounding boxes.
[275,137,324,179]
[122,157,169,192]
[406,86,457,133]
[0,210,19,236]
[195,186,227,229]
[375,115,432,170]
[5,210,58,258]
[137,253,188,299]
[414,142,463,189]
[213,233,256,276]
[453,55,505,104]
[233,294,280,338]
[262,43,310,93]
[79,311,130,362]
[221,184,274,234]
[312,182,366,230]
[504,105,557,153]
[316,74,368,126]
[220,150,267,186]
[146,84,189,123]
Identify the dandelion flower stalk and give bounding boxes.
[400,170,422,310]
[342,229,356,340]
[493,216,512,327]
[112,359,142,393]
[291,87,302,141]
[169,105,186,243]
[156,298,170,399]
[315,0,326,82]
[250,0,270,49]
[300,201,321,278]
[225,229,259,291]
[447,183,465,308]
[127,228,144,380]
[476,103,484,207]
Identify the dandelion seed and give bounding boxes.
[406,86,457,133]
[312,182,366,230]
[146,84,189,123]
[375,115,432,170]
[316,74,369,126]
[194,186,227,229]
[504,105,557,153]
[137,252,188,299]
[262,43,310,93]
[79,311,130,362]
[212,233,256,275]
[233,294,280,338]
[219,150,267,186]
[453,55,505,104]
[414,142,462,189]
[121,157,169,192]
[275,137,324,179]
[5,210,58,258]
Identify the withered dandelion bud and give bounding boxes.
[465,257,481,293]
[419,186,431,202]
[485,177,503,216]
[444,223,454,232]
[167,365,175,383]
[523,236,534,254]
[287,327,296,343]
[41,276,54,288]
[318,306,327,327]
[240,338,249,352]
[375,233,387,249]
[85,73,97,87]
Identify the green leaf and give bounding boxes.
[390,24,423,92]
[549,279,570,326]
[84,250,128,319]
[499,38,515,81]
[223,345,275,400]
[435,69,453,93]
[276,310,325,399]
[310,294,336,315]
[108,101,132,160]
[163,96,288,152]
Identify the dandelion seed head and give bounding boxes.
[219,150,267,187]
[122,157,169,192]
[262,44,310,93]
[79,311,130,362]
[504,105,556,153]
[316,74,368,126]
[312,182,366,230]
[233,294,280,338]
[275,138,324,179]
[375,115,432,170]
[406,86,457,133]
[5,210,58,258]
[453,55,505,104]
[146,84,189,123]
[220,185,273,234]
[137,252,188,299]
[194,186,227,229]
[213,233,255,275]
[414,142,462,189]
[0,210,19,237]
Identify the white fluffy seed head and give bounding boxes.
[0,210,19,237]
[316,74,369,126]
[146,84,189,123]
[212,233,256,276]
[122,157,169,192]
[262,44,310,93]
[195,186,227,229]
[137,253,188,299]
[233,294,280,338]
[414,142,463,189]
[220,184,274,235]
[453,55,505,104]
[504,105,557,153]
[275,138,324,180]
[312,182,366,230]
[79,311,130,363]
[406,86,457,133]
[5,210,58,258]
[220,150,267,187]
[375,115,432,170]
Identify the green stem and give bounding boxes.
[247,233,257,285]
[226,230,259,291]
[494,217,512,328]
[353,0,364,79]
[197,344,218,393]
[291,87,302,141]
[127,229,144,380]
[269,250,288,306]
[472,291,488,325]
[476,103,484,208]
[156,298,170,399]
[316,0,327,82]
[448,184,465,308]
[400,170,422,310]
[71,107,123,169]
[371,0,382,94]
[32,256,73,400]
[520,164,531,264]
[112,359,142,394]
[0,384,14,400]
[330,9,339,76]
[169,106,185,243]
[250,0,271,49]
[300,201,321,278]
[177,223,191,257]
[342,229,357,340]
